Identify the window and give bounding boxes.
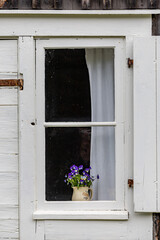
[36,38,125,211]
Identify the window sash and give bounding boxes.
[35,37,125,211]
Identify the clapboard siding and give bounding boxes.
[0,205,18,219]
[45,220,128,240]
[0,154,18,172]
[0,41,19,239]
[0,173,18,204]
[0,88,18,105]
[0,41,17,72]
[0,0,160,9]
[0,220,19,239]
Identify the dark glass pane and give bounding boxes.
[45,49,91,122]
[45,126,115,201]
[46,127,91,201]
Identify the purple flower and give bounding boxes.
[75,166,79,170]
[97,174,99,179]
[83,171,86,175]
[79,165,83,170]
[85,168,90,172]
[64,180,67,183]
[85,167,91,172]
[65,174,67,178]
[80,179,84,184]
[70,165,76,170]
[71,170,75,174]
[85,173,89,177]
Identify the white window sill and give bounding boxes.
[33,210,128,220]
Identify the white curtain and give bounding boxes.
[85,49,115,200]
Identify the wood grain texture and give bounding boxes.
[0,205,18,219]
[0,173,18,204]
[0,40,17,73]
[157,37,160,212]
[45,220,128,240]
[18,37,36,240]
[103,0,112,9]
[0,219,18,239]
[134,37,157,212]
[152,15,160,35]
[0,154,18,172]
[0,0,160,9]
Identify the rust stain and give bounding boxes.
[0,79,24,90]
[128,179,134,188]
[0,0,7,8]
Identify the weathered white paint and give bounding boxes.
[0,40,17,73]
[0,9,159,15]
[157,38,160,212]
[134,37,160,212]
[18,37,36,240]
[0,16,151,37]
[0,15,155,240]
[0,139,18,154]
[0,154,18,172]
[0,173,18,204]
[0,205,18,219]
[0,87,18,105]
[33,210,128,220]
[0,41,19,239]
[0,220,18,239]
[36,38,125,212]
[44,122,116,127]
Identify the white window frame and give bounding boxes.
[35,37,125,213]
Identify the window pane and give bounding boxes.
[46,127,91,201]
[45,49,91,122]
[45,48,115,122]
[45,127,115,201]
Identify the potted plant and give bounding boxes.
[64,165,99,201]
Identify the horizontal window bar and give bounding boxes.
[33,210,128,220]
[44,122,116,127]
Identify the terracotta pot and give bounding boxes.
[72,187,93,201]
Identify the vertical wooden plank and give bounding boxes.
[103,0,113,9]
[134,37,157,212]
[127,0,136,9]
[90,0,103,9]
[18,0,32,9]
[53,0,62,9]
[32,0,41,9]
[18,37,36,240]
[11,0,18,8]
[157,37,160,212]
[61,0,72,10]
[40,0,52,9]
[112,0,128,9]
[35,221,44,240]
[72,0,81,10]
[152,15,160,36]
[147,0,158,8]
[136,0,148,8]
[82,0,90,9]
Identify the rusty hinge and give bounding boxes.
[128,179,134,188]
[0,79,24,90]
[128,58,133,68]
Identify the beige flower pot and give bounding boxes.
[72,187,93,201]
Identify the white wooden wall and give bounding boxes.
[0,15,155,240]
[0,41,19,239]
